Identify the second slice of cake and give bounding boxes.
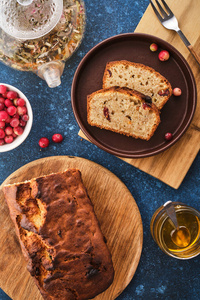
[87,87,160,141]
[103,60,172,110]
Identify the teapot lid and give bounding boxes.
[0,0,63,40]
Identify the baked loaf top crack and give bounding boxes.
[3,169,114,300]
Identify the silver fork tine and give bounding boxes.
[149,0,163,22]
[160,0,173,16]
[155,0,168,18]
[149,0,200,66]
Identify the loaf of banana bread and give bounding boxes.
[3,169,114,300]
[103,60,172,110]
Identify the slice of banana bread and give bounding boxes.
[3,169,114,300]
[87,87,160,141]
[103,60,172,110]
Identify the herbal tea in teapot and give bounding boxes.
[0,0,86,87]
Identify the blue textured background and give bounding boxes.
[0,0,200,299]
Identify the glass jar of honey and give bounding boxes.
[150,201,200,259]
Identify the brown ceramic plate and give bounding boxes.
[71,33,197,158]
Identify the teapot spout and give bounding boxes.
[37,61,65,88]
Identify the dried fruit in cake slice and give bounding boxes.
[103,60,172,110]
[87,87,160,141]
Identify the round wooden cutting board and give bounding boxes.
[0,156,143,300]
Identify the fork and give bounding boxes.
[150,0,200,66]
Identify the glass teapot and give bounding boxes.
[0,0,85,88]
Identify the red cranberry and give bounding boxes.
[0,97,5,104]
[158,50,170,61]
[0,128,5,139]
[10,117,20,127]
[0,138,5,145]
[12,132,17,138]
[19,120,26,127]
[5,115,11,123]
[0,121,5,128]
[0,111,9,122]
[5,126,13,135]
[22,114,29,122]
[17,106,27,115]
[0,103,5,111]
[150,43,158,52]
[173,87,182,96]
[17,98,25,106]
[2,92,7,98]
[7,105,17,116]
[7,90,18,99]
[52,133,63,143]
[142,103,151,109]
[165,132,173,141]
[39,137,49,148]
[5,135,14,144]
[158,89,170,96]
[13,126,24,135]
[13,113,19,119]
[5,99,13,107]
[0,85,7,94]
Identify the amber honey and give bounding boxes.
[150,203,200,259]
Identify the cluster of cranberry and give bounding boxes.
[39,134,63,148]
[150,43,182,141]
[0,85,29,145]
[150,43,182,96]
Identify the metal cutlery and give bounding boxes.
[150,0,200,66]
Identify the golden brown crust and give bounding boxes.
[87,86,160,141]
[3,169,114,300]
[102,60,172,110]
